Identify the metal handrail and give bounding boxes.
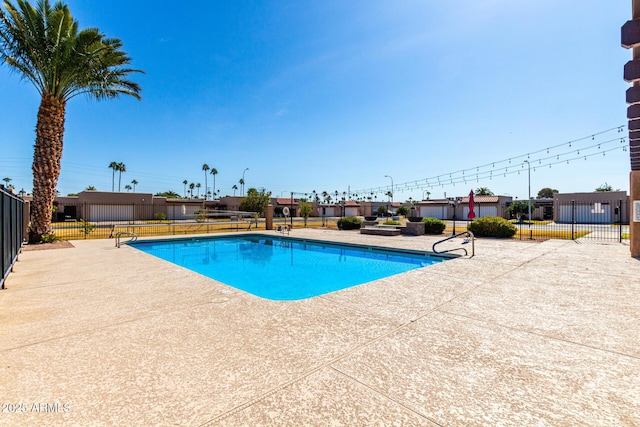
[115,231,138,248]
[432,231,475,257]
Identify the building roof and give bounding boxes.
[460,196,500,203]
[274,198,299,206]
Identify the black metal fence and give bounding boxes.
[50,202,261,240]
[48,200,631,243]
[451,199,630,243]
[1,187,24,289]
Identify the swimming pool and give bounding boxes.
[131,235,449,300]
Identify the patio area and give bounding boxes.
[1,229,639,426]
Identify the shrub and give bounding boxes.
[154,212,167,221]
[382,220,401,226]
[41,233,58,243]
[422,217,446,234]
[396,205,409,216]
[78,219,95,235]
[337,216,363,230]
[468,216,517,238]
[193,210,206,223]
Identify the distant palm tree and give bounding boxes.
[210,167,218,199]
[131,179,138,192]
[108,161,119,191]
[124,184,132,192]
[196,182,201,198]
[239,178,245,196]
[202,164,210,200]
[475,187,494,196]
[182,179,188,198]
[189,182,195,198]
[232,184,238,196]
[85,185,96,191]
[2,177,11,187]
[0,0,142,242]
[116,162,126,191]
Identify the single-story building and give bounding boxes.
[553,191,629,224]
[416,195,513,220]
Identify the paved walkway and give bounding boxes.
[1,230,639,426]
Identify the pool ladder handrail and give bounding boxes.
[432,231,475,257]
[115,231,138,248]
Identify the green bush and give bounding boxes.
[154,212,167,221]
[396,205,409,216]
[382,220,401,226]
[41,233,58,243]
[468,216,517,238]
[78,219,95,235]
[337,216,363,230]
[422,217,446,234]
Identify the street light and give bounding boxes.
[524,160,532,239]
[242,168,249,196]
[384,174,393,217]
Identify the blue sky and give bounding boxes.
[0,0,632,201]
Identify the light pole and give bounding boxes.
[385,174,393,216]
[524,160,532,239]
[242,168,249,196]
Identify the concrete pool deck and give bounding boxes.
[1,229,639,426]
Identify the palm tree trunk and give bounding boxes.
[29,95,66,243]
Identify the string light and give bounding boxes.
[351,125,627,196]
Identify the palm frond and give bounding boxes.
[0,0,142,102]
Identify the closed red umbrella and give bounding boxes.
[467,189,476,219]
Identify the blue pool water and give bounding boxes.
[131,235,447,300]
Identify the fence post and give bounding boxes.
[619,199,623,243]
[571,200,575,241]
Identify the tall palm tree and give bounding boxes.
[124,184,131,192]
[196,182,201,198]
[239,178,245,196]
[182,179,188,198]
[108,161,119,191]
[0,0,143,242]
[116,162,126,191]
[189,182,195,198]
[232,184,238,196]
[210,167,218,199]
[131,179,138,192]
[202,164,209,200]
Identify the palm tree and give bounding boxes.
[131,179,138,192]
[0,0,143,242]
[202,163,209,200]
[475,187,494,196]
[182,179,188,198]
[189,182,195,198]
[2,177,11,187]
[239,178,245,196]
[124,184,132,192]
[232,184,238,196]
[196,182,201,198]
[108,161,119,191]
[210,167,218,199]
[116,162,126,191]
[85,185,96,191]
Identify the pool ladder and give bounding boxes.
[115,231,138,248]
[432,231,475,257]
